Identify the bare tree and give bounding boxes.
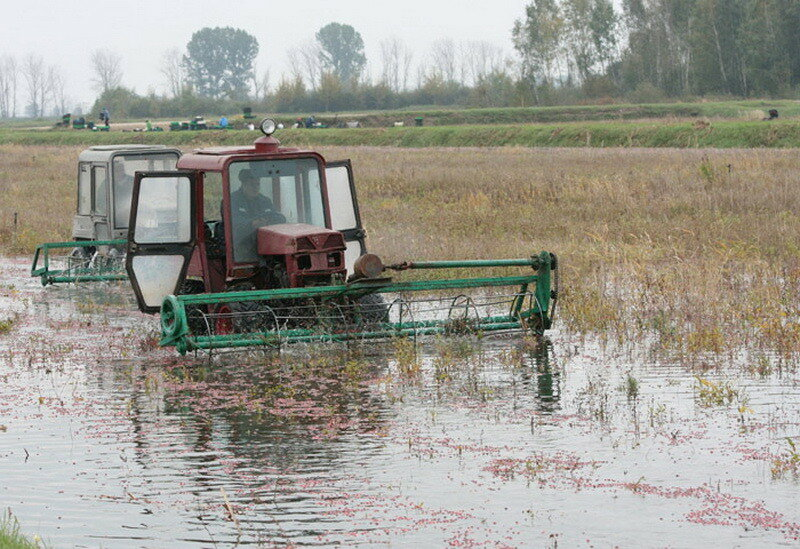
[287,41,324,90]
[253,69,270,101]
[91,49,123,93]
[462,41,506,85]
[286,48,303,84]
[48,67,68,116]
[160,48,184,97]
[380,37,413,92]
[22,54,49,117]
[301,41,325,90]
[0,55,18,118]
[430,39,457,82]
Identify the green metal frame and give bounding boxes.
[31,239,128,286]
[158,251,557,354]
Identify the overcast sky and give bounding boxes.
[0,0,529,112]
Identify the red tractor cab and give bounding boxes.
[125,119,367,316]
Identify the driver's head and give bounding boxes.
[239,169,260,197]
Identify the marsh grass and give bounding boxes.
[0,315,15,334]
[4,144,800,360]
[0,145,80,253]
[771,438,800,479]
[622,374,640,400]
[694,376,742,407]
[0,512,42,549]
[392,337,420,378]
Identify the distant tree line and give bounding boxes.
[513,0,800,100]
[0,54,69,118]
[89,24,518,118]
[2,3,800,120]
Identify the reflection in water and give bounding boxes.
[105,349,397,543]
[518,337,562,413]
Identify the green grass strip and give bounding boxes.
[3,119,800,149]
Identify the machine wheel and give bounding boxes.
[69,246,93,270]
[179,280,207,335]
[355,293,390,324]
[70,246,92,259]
[230,300,278,334]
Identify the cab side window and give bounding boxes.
[93,166,108,216]
[78,163,91,215]
[202,172,223,222]
[202,172,225,260]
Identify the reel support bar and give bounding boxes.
[177,275,539,306]
[385,257,542,271]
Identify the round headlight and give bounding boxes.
[260,118,277,136]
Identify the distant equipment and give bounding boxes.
[169,116,215,131]
[31,145,181,285]
[55,113,71,128]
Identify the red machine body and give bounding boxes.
[257,224,346,287]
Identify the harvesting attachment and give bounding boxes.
[124,119,558,353]
[157,252,556,354]
[30,145,180,285]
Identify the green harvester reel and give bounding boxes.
[158,252,557,355]
[31,240,128,286]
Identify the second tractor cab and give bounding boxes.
[126,119,558,354]
[31,145,181,285]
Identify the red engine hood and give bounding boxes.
[257,223,346,256]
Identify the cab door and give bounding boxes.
[125,171,196,314]
[325,160,366,275]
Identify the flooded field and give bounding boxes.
[1,255,799,547]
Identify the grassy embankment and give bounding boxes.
[4,119,800,149]
[10,99,799,129]
[3,144,800,364]
[307,99,800,127]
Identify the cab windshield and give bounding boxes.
[228,157,325,263]
[112,153,179,228]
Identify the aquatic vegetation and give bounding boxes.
[745,354,774,378]
[695,377,742,407]
[622,373,639,400]
[392,337,420,378]
[771,439,800,480]
[0,315,15,334]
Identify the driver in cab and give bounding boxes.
[230,169,286,230]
